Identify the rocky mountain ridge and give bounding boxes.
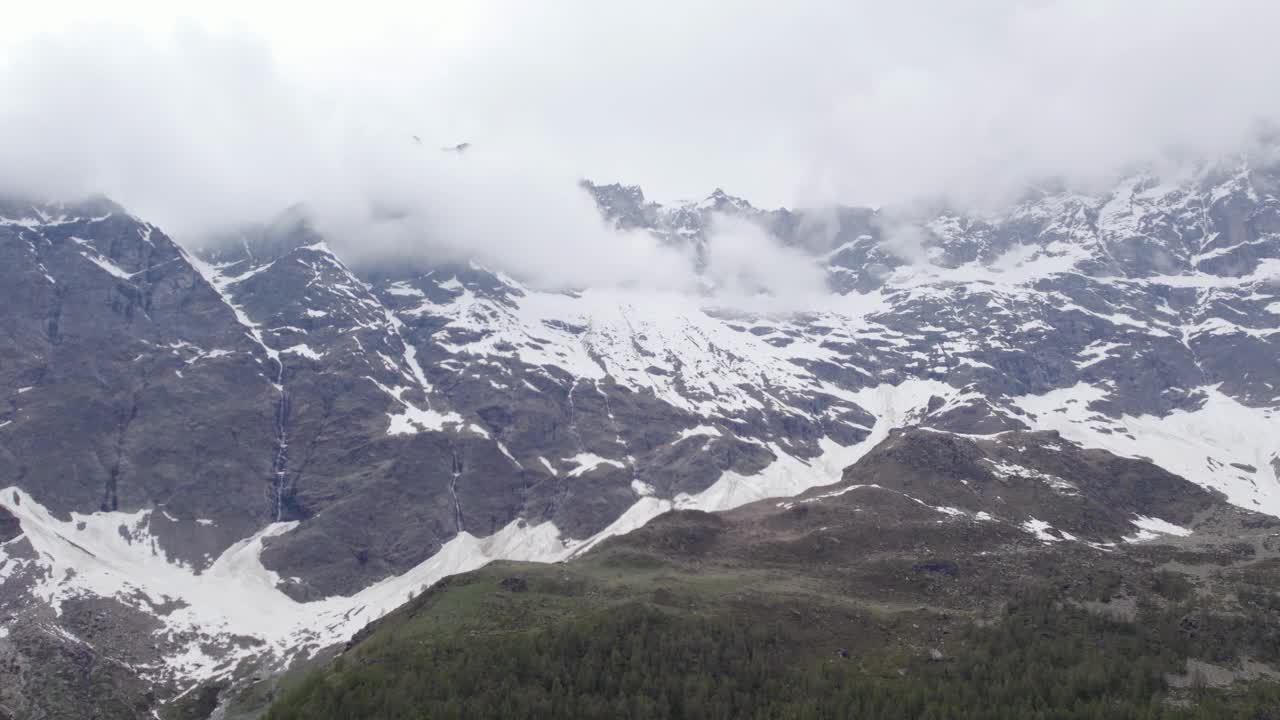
[0,153,1278,717]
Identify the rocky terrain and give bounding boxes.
[0,151,1279,717]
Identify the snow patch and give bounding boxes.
[572,380,953,555]
[282,344,323,361]
[386,404,466,435]
[1123,515,1193,543]
[0,487,584,686]
[1014,384,1280,517]
[984,459,1078,495]
[1076,341,1126,369]
[563,453,626,478]
[676,425,722,442]
[1021,517,1065,543]
[79,251,133,280]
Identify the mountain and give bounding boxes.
[1,152,1279,717]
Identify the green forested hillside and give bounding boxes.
[262,558,1280,719]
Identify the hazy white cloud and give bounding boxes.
[311,148,703,291]
[799,0,1280,210]
[2,1,1279,292]
[702,214,830,306]
[0,22,697,289]
[0,24,319,230]
[876,221,931,265]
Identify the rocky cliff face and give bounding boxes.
[1,153,1279,717]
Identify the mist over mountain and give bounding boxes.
[4,3,1280,718]
[6,2,1280,282]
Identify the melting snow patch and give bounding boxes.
[282,345,323,361]
[184,348,235,365]
[1021,518,1064,543]
[0,486,584,686]
[386,405,465,435]
[563,453,626,478]
[1076,341,1126,369]
[366,376,465,436]
[676,425,722,442]
[1123,515,1192,543]
[80,252,133,280]
[984,459,1078,495]
[495,441,521,467]
[1014,384,1280,517]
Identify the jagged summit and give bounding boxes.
[696,186,754,212]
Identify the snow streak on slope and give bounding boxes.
[181,247,280,363]
[569,380,954,555]
[0,379,954,685]
[0,487,578,683]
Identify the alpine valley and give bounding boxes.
[2,152,1280,718]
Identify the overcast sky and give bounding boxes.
[2,1,1279,290]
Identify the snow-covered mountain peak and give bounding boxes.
[2,154,1279,712]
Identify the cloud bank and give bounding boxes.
[2,1,1279,294]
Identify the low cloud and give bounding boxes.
[0,24,701,290]
[702,214,831,308]
[312,148,704,291]
[3,2,1279,296]
[876,221,930,266]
